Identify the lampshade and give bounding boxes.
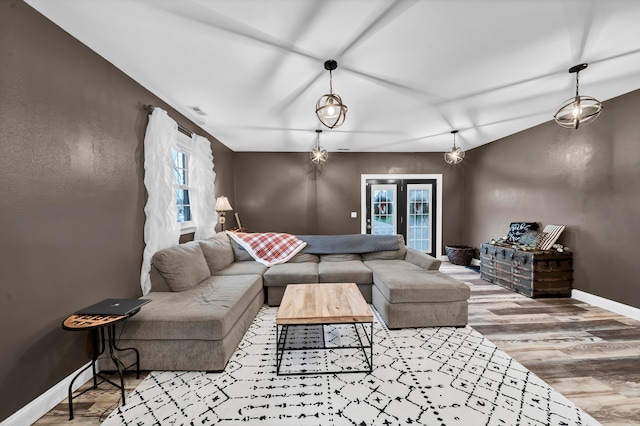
[316,60,348,129]
[444,130,465,165]
[215,196,233,212]
[554,63,602,129]
[310,129,328,164]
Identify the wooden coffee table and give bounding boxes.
[275,283,374,375]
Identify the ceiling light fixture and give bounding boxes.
[444,130,464,165]
[310,129,328,164]
[554,63,602,129]
[316,60,348,129]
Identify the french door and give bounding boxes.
[364,178,438,257]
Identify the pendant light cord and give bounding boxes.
[329,70,334,95]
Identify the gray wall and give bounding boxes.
[463,89,640,309]
[0,2,234,421]
[233,152,465,244]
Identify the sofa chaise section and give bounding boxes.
[106,235,264,371]
[370,267,470,328]
[115,274,263,371]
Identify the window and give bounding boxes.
[173,132,194,233]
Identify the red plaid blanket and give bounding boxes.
[226,232,307,266]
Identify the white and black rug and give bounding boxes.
[103,307,601,425]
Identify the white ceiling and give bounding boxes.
[25,0,640,153]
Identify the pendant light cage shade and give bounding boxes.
[444,147,465,164]
[311,147,328,164]
[316,60,348,129]
[554,95,602,129]
[316,93,348,129]
[444,130,464,165]
[554,63,602,129]
[311,129,328,164]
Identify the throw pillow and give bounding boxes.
[507,222,539,242]
[537,224,565,250]
[517,230,547,248]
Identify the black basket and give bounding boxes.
[445,245,476,266]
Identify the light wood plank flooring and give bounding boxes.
[35,263,640,425]
[442,263,640,426]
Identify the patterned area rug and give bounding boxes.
[103,306,601,426]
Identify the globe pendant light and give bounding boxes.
[554,63,602,129]
[316,60,348,129]
[310,129,328,164]
[444,130,464,165]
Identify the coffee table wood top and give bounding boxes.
[276,283,373,325]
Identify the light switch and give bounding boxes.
[351,211,358,218]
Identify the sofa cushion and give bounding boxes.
[403,248,442,270]
[263,262,319,287]
[373,270,470,303]
[216,261,268,276]
[228,236,254,261]
[199,233,235,273]
[152,241,211,292]
[361,234,406,260]
[320,253,362,262]
[121,274,263,341]
[318,260,372,284]
[363,259,424,275]
[288,253,320,263]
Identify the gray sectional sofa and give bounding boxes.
[111,232,470,371]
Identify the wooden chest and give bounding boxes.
[479,243,573,298]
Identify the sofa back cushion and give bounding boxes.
[319,253,362,262]
[199,233,235,273]
[361,234,406,260]
[228,235,254,261]
[152,241,211,292]
[288,252,320,263]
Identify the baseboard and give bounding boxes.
[572,289,640,321]
[1,362,93,426]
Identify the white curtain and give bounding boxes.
[140,108,181,295]
[190,134,217,240]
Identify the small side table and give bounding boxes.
[62,311,141,420]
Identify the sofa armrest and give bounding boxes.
[404,247,441,270]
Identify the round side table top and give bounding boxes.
[62,314,127,330]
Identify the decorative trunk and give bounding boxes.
[479,243,573,298]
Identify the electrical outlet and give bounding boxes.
[351,211,357,218]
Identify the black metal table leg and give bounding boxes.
[62,304,146,420]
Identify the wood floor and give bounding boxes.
[35,263,640,425]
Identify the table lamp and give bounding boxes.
[215,196,233,232]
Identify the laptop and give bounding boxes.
[75,298,150,316]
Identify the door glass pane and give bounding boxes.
[371,184,396,235]
[407,184,432,252]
